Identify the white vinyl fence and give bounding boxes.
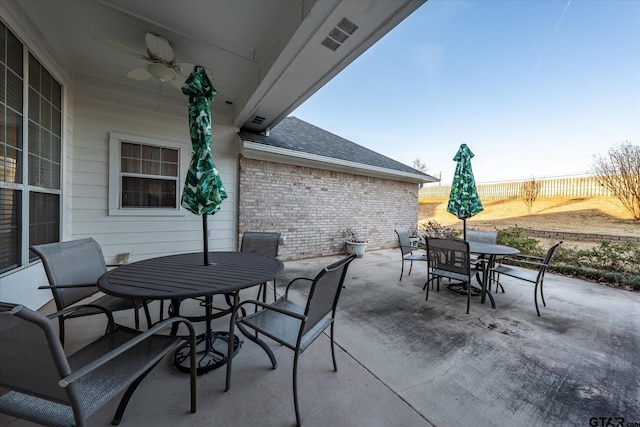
[419,176,612,200]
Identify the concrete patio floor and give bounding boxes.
[3,248,639,426]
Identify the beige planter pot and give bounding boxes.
[346,241,367,258]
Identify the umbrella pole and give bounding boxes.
[202,214,209,266]
[463,219,467,241]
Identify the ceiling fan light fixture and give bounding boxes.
[146,63,177,81]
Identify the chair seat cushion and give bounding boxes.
[240,298,332,352]
[69,325,182,418]
[0,391,76,427]
[0,325,182,427]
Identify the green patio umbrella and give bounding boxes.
[447,144,483,240]
[182,65,227,266]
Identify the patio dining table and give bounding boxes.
[467,241,520,308]
[97,251,284,374]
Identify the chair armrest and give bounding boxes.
[471,258,488,266]
[496,255,545,269]
[400,244,425,253]
[233,299,306,321]
[283,277,313,298]
[59,316,195,387]
[47,304,115,326]
[499,253,544,263]
[38,283,97,290]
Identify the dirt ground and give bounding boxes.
[419,197,640,249]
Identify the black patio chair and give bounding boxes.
[394,228,428,281]
[426,237,473,314]
[491,241,563,316]
[0,302,196,427]
[31,238,152,346]
[240,231,282,302]
[465,230,499,289]
[225,254,356,427]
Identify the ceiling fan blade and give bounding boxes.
[93,35,148,61]
[169,76,186,90]
[126,67,153,81]
[145,33,174,62]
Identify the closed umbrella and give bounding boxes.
[182,65,227,266]
[447,144,483,240]
[178,66,237,373]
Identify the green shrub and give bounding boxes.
[495,227,640,290]
[550,264,640,291]
[496,228,543,256]
[574,241,640,275]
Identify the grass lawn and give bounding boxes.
[419,196,640,250]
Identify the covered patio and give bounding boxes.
[5,248,638,426]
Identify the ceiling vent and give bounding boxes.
[321,17,359,52]
[337,17,359,35]
[251,115,266,125]
[321,37,340,51]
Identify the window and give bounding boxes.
[0,22,61,274]
[109,133,183,216]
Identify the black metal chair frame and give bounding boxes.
[394,228,428,281]
[224,254,356,427]
[0,302,196,427]
[240,231,282,302]
[426,237,474,314]
[491,241,563,316]
[465,230,499,289]
[31,238,152,346]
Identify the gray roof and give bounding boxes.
[239,117,437,180]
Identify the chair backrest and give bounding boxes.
[394,228,414,256]
[426,237,471,277]
[0,303,77,408]
[302,255,356,336]
[466,230,497,244]
[31,238,108,309]
[543,241,563,265]
[240,232,281,257]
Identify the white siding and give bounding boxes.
[0,5,240,308]
[0,264,50,310]
[70,96,239,264]
[1,91,240,309]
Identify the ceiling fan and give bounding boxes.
[93,33,212,89]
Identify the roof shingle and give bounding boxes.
[239,116,436,180]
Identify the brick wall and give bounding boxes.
[239,157,418,261]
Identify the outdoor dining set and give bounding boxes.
[0,122,558,427]
[394,227,562,316]
[0,225,563,427]
[0,231,357,427]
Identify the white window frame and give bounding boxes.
[108,132,186,217]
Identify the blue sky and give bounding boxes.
[291,0,640,184]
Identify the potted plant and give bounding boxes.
[407,224,421,247]
[342,228,367,258]
[420,220,459,239]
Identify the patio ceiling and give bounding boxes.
[3,0,425,132]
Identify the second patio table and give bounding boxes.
[97,251,284,374]
[467,241,519,307]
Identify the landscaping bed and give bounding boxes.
[419,197,640,290]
